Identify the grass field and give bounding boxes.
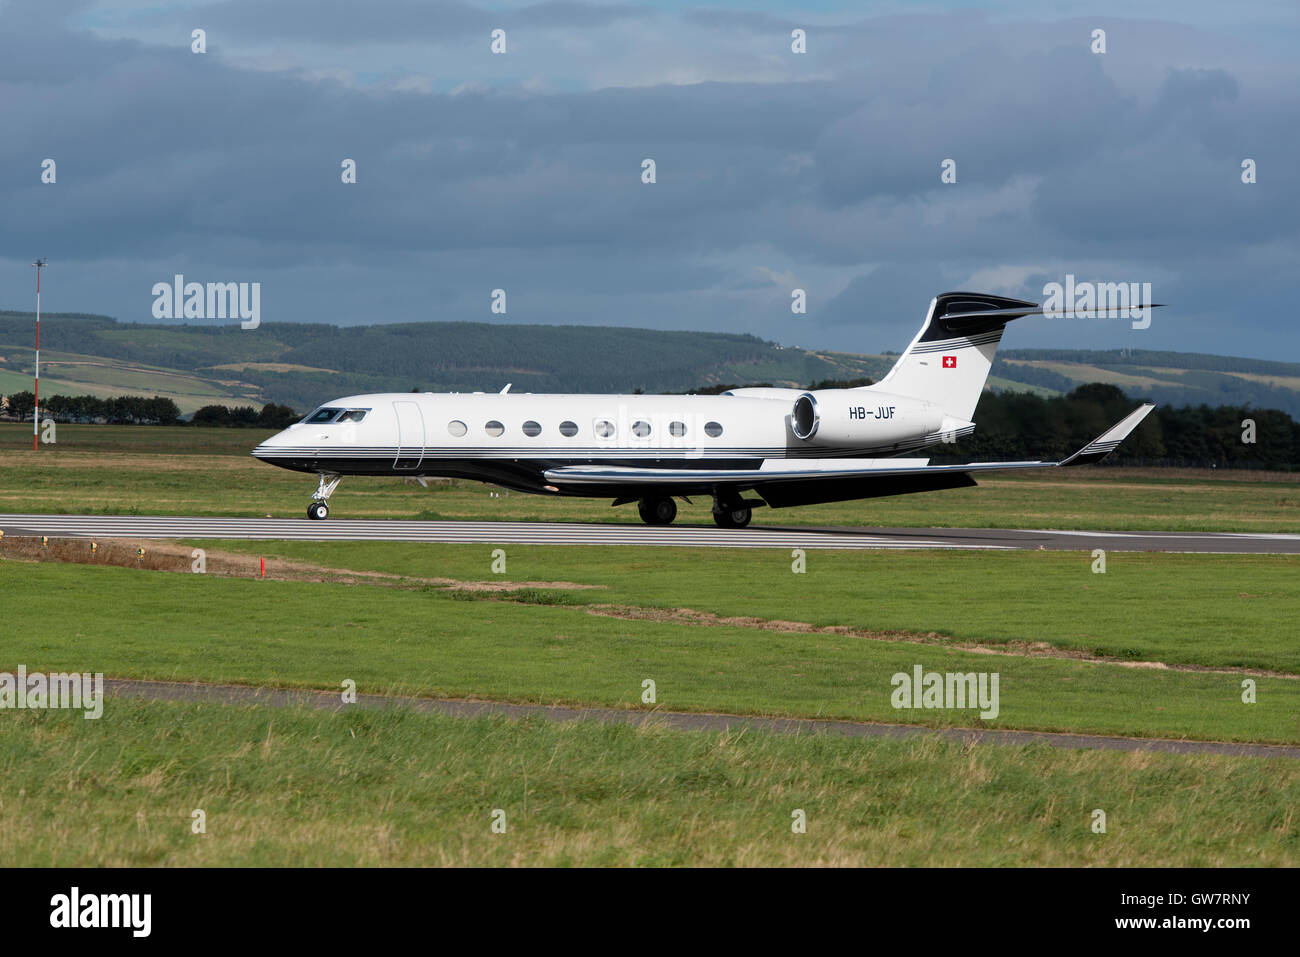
[1,548,1295,744]
[190,540,1300,674]
[2,423,1297,866]
[1,423,1297,530]
[5,700,1296,866]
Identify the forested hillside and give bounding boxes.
[995,349,1300,416]
[0,311,884,411]
[1,310,1298,468]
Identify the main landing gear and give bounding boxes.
[712,505,752,529]
[633,494,757,528]
[307,473,341,520]
[637,496,677,526]
[711,492,759,529]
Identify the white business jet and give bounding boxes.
[251,292,1156,526]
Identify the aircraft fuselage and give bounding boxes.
[252,388,950,497]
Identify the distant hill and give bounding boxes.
[0,311,889,413]
[1,310,1297,418]
[993,349,1300,417]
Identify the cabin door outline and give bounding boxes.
[393,400,425,470]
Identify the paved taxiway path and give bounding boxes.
[2,513,1299,552]
[105,678,1300,759]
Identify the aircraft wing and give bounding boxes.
[543,405,1155,503]
[1056,403,1158,466]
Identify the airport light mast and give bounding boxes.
[31,258,46,450]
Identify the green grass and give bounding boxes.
[5,699,1296,866]
[2,423,1299,530]
[194,541,1300,675]
[5,426,1296,868]
[0,558,1295,744]
[0,422,274,454]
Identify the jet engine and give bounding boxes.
[790,390,944,446]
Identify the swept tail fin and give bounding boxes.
[869,291,1162,422]
[870,292,1038,422]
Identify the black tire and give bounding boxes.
[307,502,329,520]
[713,507,751,529]
[637,496,677,526]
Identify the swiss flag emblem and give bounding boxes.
[942,355,957,368]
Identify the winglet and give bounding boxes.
[1059,404,1156,466]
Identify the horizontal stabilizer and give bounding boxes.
[939,303,1164,322]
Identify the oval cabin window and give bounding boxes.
[632,421,651,437]
[448,420,467,437]
[522,421,542,437]
[669,421,687,437]
[559,421,579,437]
[704,421,723,437]
[594,419,615,438]
[485,420,505,437]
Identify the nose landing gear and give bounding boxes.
[307,473,341,520]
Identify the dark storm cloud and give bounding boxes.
[819,264,951,339]
[1030,67,1297,250]
[190,0,655,44]
[0,26,854,264]
[0,2,1295,358]
[812,46,1133,204]
[682,8,801,33]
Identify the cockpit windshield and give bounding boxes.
[303,407,369,424]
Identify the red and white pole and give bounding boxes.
[31,258,45,451]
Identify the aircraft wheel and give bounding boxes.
[638,496,677,526]
[713,507,751,529]
[307,502,329,520]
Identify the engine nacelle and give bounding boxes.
[791,389,943,446]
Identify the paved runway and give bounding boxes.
[3,513,1299,552]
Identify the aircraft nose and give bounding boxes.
[251,427,294,459]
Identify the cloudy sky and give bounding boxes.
[2,0,1297,359]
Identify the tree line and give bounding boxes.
[0,392,299,428]
[3,382,1298,466]
[938,383,1300,470]
[1,391,182,425]
[190,403,299,428]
